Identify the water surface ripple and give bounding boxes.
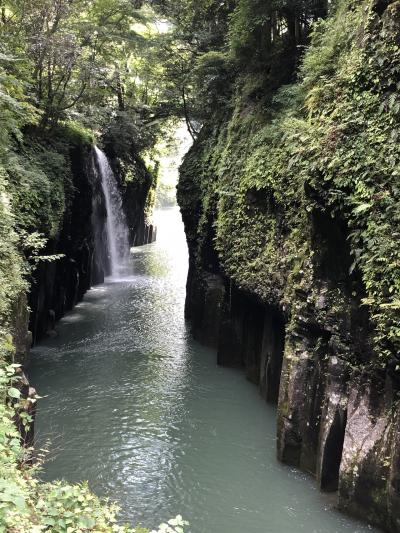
[30,208,376,533]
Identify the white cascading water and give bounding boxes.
[94,146,130,278]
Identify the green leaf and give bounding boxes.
[7,387,21,399]
[352,203,372,215]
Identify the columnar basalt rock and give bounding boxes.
[259,312,285,403]
[184,263,286,401]
[316,356,348,492]
[29,144,104,342]
[181,248,400,531]
[338,374,400,531]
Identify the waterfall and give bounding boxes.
[94,146,130,278]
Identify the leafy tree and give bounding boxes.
[0,0,154,128]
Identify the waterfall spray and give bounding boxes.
[94,146,130,278]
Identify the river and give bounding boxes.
[29,207,376,533]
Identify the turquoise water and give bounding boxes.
[29,208,376,533]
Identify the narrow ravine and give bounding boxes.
[29,208,376,533]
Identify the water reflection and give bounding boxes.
[29,207,377,533]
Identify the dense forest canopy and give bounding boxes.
[1,1,165,145]
[0,0,331,145]
[0,0,336,253]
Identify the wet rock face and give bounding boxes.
[185,265,286,402]
[103,143,156,249]
[11,293,31,368]
[317,357,348,492]
[184,257,400,531]
[338,375,400,532]
[183,252,400,531]
[176,6,400,527]
[185,263,225,348]
[277,334,327,474]
[29,144,104,343]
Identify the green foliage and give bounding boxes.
[295,0,400,359]
[229,0,272,63]
[0,4,181,530]
[300,0,361,94]
[179,0,400,365]
[229,0,328,70]
[194,51,233,113]
[0,171,26,331]
[103,111,156,158]
[0,52,40,151]
[56,121,95,147]
[0,0,148,125]
[6,144,70,238]
[148,0,236,132]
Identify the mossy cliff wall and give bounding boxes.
[177,0,400,530]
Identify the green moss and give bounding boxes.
[56,121,95,148]
[0,179,26,339]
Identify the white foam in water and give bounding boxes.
[94,146,130,278]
